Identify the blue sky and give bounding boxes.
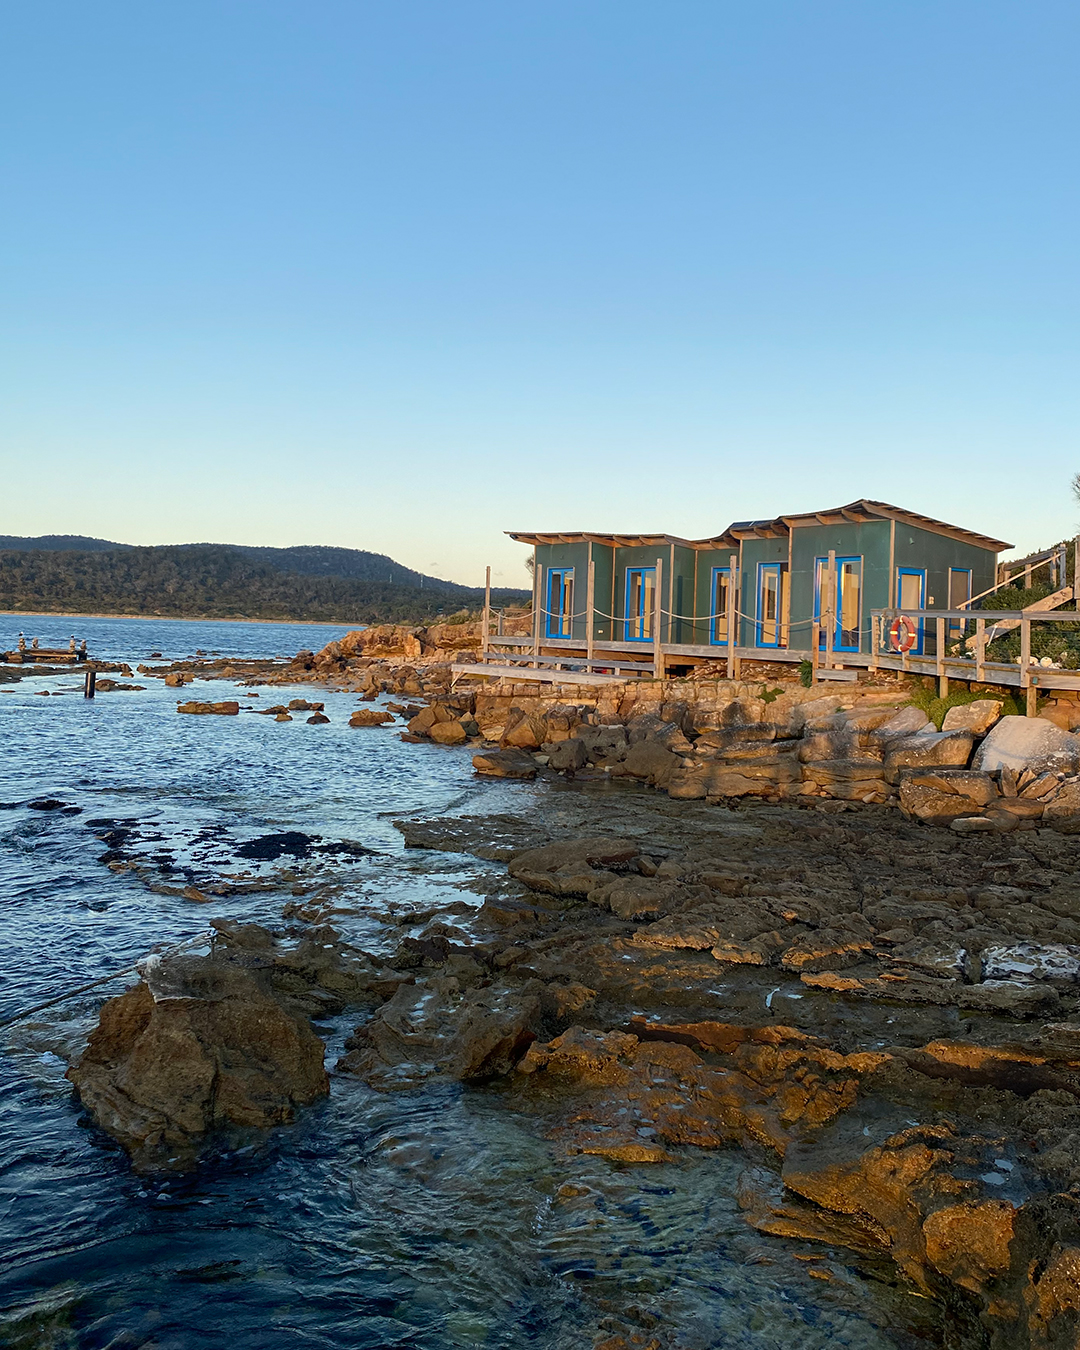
[1,2,1076,585]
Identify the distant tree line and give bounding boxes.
[0,544,527,624]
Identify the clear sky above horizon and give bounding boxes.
[2,2,1077,586]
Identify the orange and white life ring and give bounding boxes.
[888,615,918,653]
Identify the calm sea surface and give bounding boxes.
[0,617,933,1349]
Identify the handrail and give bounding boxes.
[872,607,1078,622]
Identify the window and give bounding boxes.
[814,556,863,652]
[710,566,731,646]
[546,568,574,638]
[756,563,788,648]
[624,567,656,641]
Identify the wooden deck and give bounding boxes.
[471,607,1080,696]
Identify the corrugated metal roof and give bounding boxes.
[508,501,1012,554]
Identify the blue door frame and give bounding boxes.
[814,556,863,652]
[896,567,926,654]
[709,566,731,646]
[545,567,574,638]
[756,563,784,647]
[624,567,656,642]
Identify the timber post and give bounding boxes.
[810,622,820,684]
[531,560,543,665]
[586,558,595,665]
[481,566,491,663]
[936,616,947,697]
[83,669,95,699]
[870,613,879,673]
[725,553,737,682]
[1020,614,1031,708]
[824,550,836,669]
[653,556,665,681]
[975,618,986,682]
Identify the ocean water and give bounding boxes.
[0,619,936,1350]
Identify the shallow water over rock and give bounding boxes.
[0,620,938,1348]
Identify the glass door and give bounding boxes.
[814,557,863,652]
[756,563,786,647]
[896,567,926,654]
[710,566,730,646]
[545,568,574,638]
[624,567,656,642]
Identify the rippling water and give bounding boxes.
[0,619,937,1349]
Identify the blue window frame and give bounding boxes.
[756,563,785,648]
[546,567,574,638]
[896,567,926,655]
[709,566,731,646]
[624,567,656,642]
[814,556,864,652]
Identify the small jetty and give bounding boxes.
[2,635,89,664]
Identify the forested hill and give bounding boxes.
[0,541,527,623]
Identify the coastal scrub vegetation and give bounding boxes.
[0,544,527,624]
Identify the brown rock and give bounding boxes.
[349,708,393,727]
[899,780,987,825]
[471,749,538,779]
[884,730,974,784]
[337,978,541,1089]
[428,719,468,746]
[177,701,239,716]
[66,956,328,1171]
[940,699,1004,735]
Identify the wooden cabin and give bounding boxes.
[506,500,1010,671]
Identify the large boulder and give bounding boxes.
[884,730,974,784]
[1043,781,1080,832]
[899,780,989,826]
[66,955,329,1171]
[428,719,468,746]
[177,701,239,716]
[868,705,932,745]
[350,708,394,727]
[501,710,546,751]
[612,741,680,788]
[972,716,1080,777]
[941,699,1003,735]
[545,737,588,772]
[471,749,538,779]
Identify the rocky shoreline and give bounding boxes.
[57,625,1080,1348]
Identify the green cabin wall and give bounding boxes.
[737,537,790,647]
[691,548,734,647]
[893,525,996,612]
[531,542,589,641]
[532,518,1000,656]
[788,521,891,652]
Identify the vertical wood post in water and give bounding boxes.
[83,669,95,699]
[653,557,664,681]
[586,559,595,665]
[481,566,491,664]
[725,553,737,682]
